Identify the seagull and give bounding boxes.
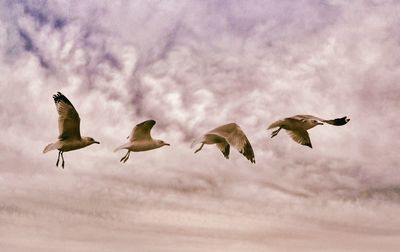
[267,115,350,148]
[114,120,170,163]
[192,123,255,163]
[43,92,100,168]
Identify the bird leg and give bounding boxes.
[61,151,65,169]
[120,150,130,163]
[119,152,127,162]
[123,151,130,163]
[56,151,61,167]
[194,143,204,153]
[271,127,282,138]
[120,151,127,163]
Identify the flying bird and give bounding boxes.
[192,123,255,163]
[267,115,350,148]
[114,120,170,163]
[43,92,100,168]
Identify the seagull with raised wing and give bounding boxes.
[114,120,170,163]
[43,92,100,168]
[192,123,255,163]
[267,115,350,148]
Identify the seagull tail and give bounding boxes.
[114,143,131,152]
[43,143,58,153]
[267,120,283,130]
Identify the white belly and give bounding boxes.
[59,140,87,152]
[127,141,161,152]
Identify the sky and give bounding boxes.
[1,0,400,251]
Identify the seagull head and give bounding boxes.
[84,137,100,145]
[157,140,170,147]
[311,120,324,126]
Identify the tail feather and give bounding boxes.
[267,120,283,130]
[43,143,58,153]
[114,143,131,152]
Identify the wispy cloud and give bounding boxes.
[1,0,400,251]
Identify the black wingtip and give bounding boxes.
[53,92,74,107]
[332,116,350,126]
[304,143,312,148]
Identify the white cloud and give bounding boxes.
[1,0,400,251]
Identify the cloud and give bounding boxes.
[1,0,400,251]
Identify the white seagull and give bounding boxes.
[114,120,170,163]
[43,92,100,168]
[192,123,255,163]
[267,115,350,148]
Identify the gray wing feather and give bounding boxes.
[216,142,230,159]
[292,115,321,122]
[129,120,156,141]
[287,129,312,148]
[294,115,350,126]
[322,116,350,126]
[53,92,81,140]
[208,123,255,163]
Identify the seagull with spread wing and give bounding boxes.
[43,92,100,168]
[267,115,350,148]
[114,120,170,163]
[192,123,255,163]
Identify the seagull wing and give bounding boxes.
[287,129,312,148]
[208,123,255,163]
[295,115,350,126]
[216,142,230,159]
[53,92,81,140]
[129,120,156,141]
[322,116,350,126]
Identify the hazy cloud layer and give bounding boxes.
[1,0,400,251]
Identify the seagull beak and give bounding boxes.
[94,141,100,144]
[164,143,170,146]
[317,122,324,125]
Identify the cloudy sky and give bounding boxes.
[1,0,400,251]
